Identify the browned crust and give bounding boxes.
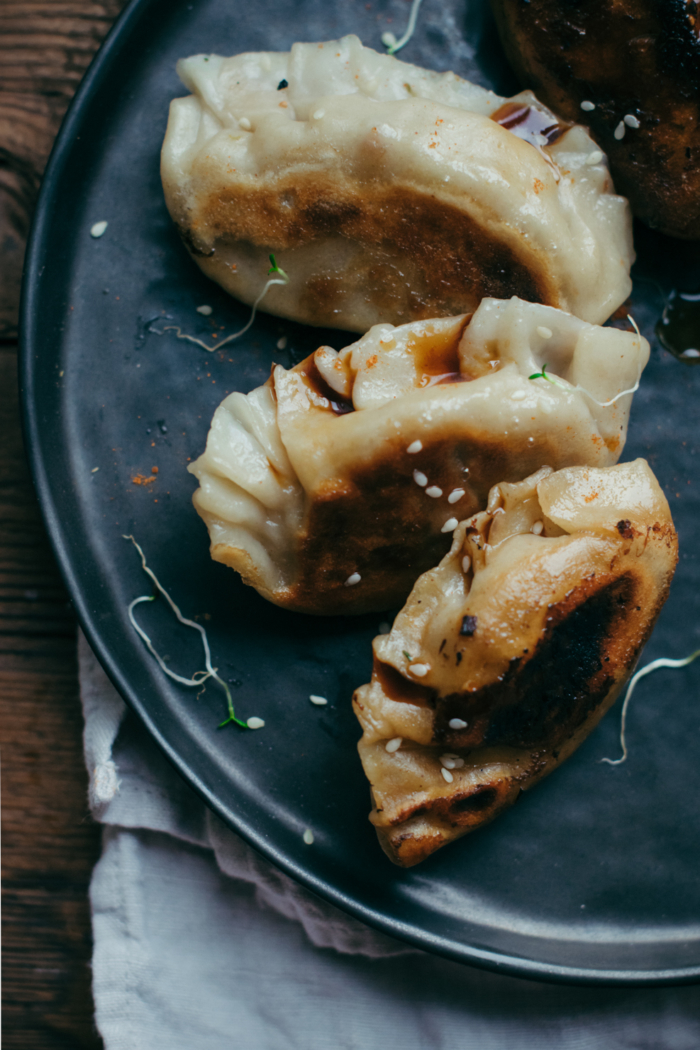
[491,0,700,238]
[278,430,576,615]
[366,527,678,866]
[189,178,559,326]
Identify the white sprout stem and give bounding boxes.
[158,275,288,352]
[385,0,424,53]
[123,535,245,727]
[575,315,642,407]
[601,648,700,766]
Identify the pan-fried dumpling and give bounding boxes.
[162,34,633,332]
[353,460,678,866]
[491,0,700,239]
[188,296,648,615]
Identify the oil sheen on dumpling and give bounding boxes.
[188,297,648,615]
[353,460,678,867]
[161,34,633,332]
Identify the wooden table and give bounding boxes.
[2,3,127,1045]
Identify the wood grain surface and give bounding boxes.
[1,2,127,1046]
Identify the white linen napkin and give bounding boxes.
[80,633,700,1050]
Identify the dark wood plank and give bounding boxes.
[1,2,128,1045]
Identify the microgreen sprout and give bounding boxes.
[123,535,250,729]
[381,0,424,54]
[157,257,290,353]
[528,315,643,407]
[600,647,700,766]
[403,651,412,661]
[267,253,288,281]
[528,362,566,388]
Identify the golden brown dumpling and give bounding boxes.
[188,298,647,615]
[162,34,633,330]
[491,0,700,239]
[353,459,678,866]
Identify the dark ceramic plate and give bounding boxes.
[20,0,700,984]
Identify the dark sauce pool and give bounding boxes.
[656,291,700,363]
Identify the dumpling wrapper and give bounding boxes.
[162,35,633,332]
[188,296,648,615]
[353,460,678,867]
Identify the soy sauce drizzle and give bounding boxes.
[656,289,700,363]
[491,102,567,149]
[303,358,355,414]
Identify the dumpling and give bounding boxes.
[353,459,678,866]
[188,296,648,615]
[491,0,700,239]
[161,34,633,332]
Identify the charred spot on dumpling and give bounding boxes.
[460,614,478,636]
[480,572,638,750]
[616,518,634,538]
[449,786,499,819]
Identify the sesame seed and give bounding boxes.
[580,100,595,112]
[91,467,99,473]
[536,325,553,339]
[448,488,465,504]
[531,520,544,535]
[90,221,108,238]
[410,663,429,677]
[239,117,252,130]
[277,336,288,350]
[413,470,428,487]
[426,486,443,498]
[441,517,458,533]
[379,334,395,346]
[309,694,328,705]
[461,555,471,574]
[449,717,468,729]
[246,716,265,729]
[624,114,640,129]
[407,440,423,454]
[441,767,454,783]
[313,109,325,120]
[452,757,465,768]
[196,304,213,315]
[614,121,626,140]
[585,150,604,165]
[385,737,402,753]
[681,348,700,359]
[440,754,459,768]
[511,390,527,401]
[303,828,314,845]
[344,572,361,587]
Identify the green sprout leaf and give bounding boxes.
[268,253,289,281]
[529,362,552,382]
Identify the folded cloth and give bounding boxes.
[80,634,700,1050]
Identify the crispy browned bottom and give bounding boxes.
[186,177,559,328]
[491,0,700,238]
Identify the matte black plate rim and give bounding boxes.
[18,0,700,987]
